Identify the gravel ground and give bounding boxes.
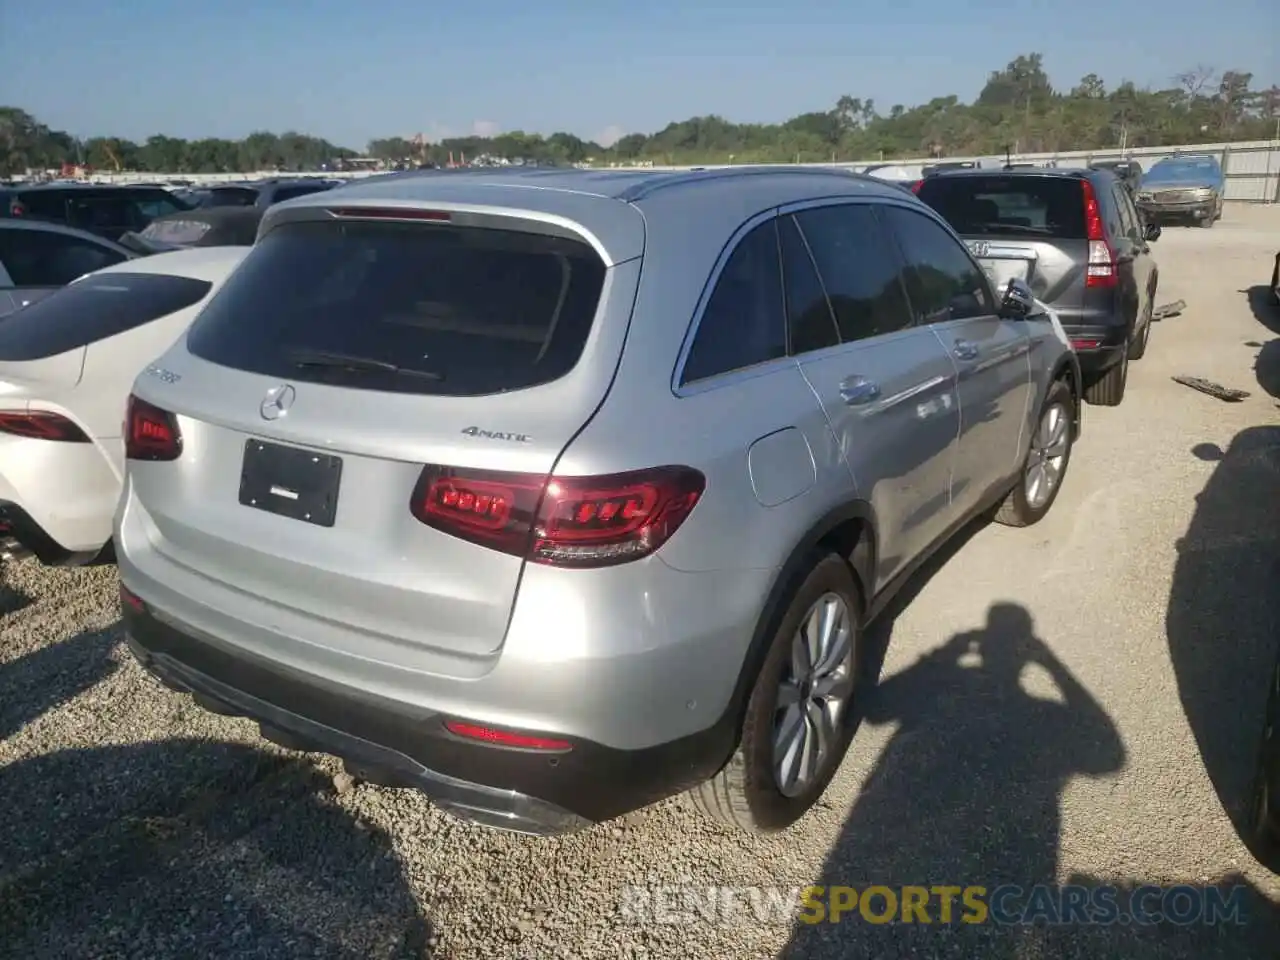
[2,206,1280,960]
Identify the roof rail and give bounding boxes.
[618,164,877,202]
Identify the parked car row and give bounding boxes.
[866,153,1227,233]
[5,164,1152,841]
[0,206,267,318]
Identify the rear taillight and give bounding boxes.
[124,393,182,461]
[410,464,705,569]
[1070,338,1102,351]
[0,411,90,442]
[1081,180,1116,288]
[909,180,924,194]
[8,200,24,217]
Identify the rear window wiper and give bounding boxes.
[284,347,444,381]
[966,222,1056,235]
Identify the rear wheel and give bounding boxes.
[1129,302,1152,361]
[994,379,1074,527]
[1084,343,1128,406]
[692,554,861,833]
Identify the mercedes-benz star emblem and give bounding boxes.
[259,384,296,421]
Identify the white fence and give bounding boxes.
[69,137,1280,202]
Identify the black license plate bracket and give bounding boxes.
[238,439,343,527]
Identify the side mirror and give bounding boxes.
[998,278,1035,319]
[1143,221,1161,242]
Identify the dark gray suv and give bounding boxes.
[918,168,1160,407]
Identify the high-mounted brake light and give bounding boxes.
[327,207,452,222]
[443,720,572,752]
[410,464,705,569]
[1081,180,1117,288]
[0,411,90,442]
[124,394,182,461]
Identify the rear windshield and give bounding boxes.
[0,272,212,360]
[917,176,1087,239]
[185,219,608,397]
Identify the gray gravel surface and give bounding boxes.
[2,206,1280,959]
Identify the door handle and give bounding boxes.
[839,375,881,406]
[953,339,980,361]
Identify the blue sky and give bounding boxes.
[3,0,1277,149]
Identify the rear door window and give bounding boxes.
[917,176,1087,239]
[880,206,993,324]
[132,192,189,219]
[791,204,914,343]
[66,196,144,234]
[186,219,608,397]
[0,272,211,360]
[681,219,787,384]
[778,214,838,355]
[0,229,128,286]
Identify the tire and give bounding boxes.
[691,553,862,833]
[1199,214,1215,229]
[994,378,1075,528]
[1129,301,1152,361]
[1083,343,1128,406]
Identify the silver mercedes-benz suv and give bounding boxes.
[116,167,1082,836]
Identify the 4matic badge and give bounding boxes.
[461,426,532,443]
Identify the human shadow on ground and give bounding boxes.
[0,623,120,741]
[776,599,1280,957]
[1243,284,1280,399]
[1172,428,1280,866]
[0,738,435,959]
[774,602,1141,957]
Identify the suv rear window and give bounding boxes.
[0,273,212,360]
[185,219,608,397]
[917,176,1087,239]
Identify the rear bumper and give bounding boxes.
[120,595,737,835]
[1059,322,1127,377]
[0,433,120,560]
[0,501,84,564]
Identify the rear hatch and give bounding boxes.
[129,203,642,663]
[916,174,1089,311]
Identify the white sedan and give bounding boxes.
[0,246,247,565]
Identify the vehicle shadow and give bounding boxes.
[0,561,33,617]
[0,624,120,741]
[1243,285,1280,399]
[776,602,1143,957]
[0,738,435,959]
[1170,429,1280,859]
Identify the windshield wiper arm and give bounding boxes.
[285,347,444,381]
